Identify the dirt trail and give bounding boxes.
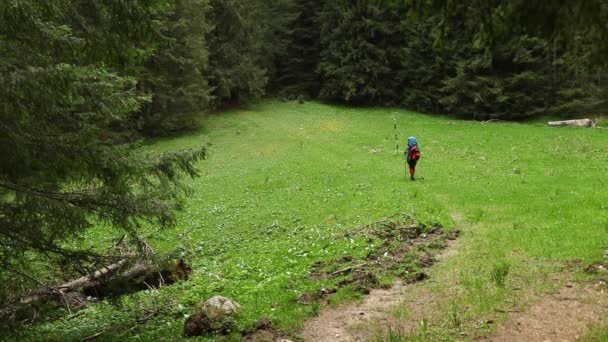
[299,241,460,342]
[300,261,608,342]
[483,281,608,342]
[298,210,608,342]
[300,280,408,341]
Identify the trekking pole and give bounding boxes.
[394,113,407,179]
[393,113,399,153]
[405,152,408,180]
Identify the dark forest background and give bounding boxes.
[142,0,607,130]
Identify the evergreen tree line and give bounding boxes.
[8,0,601,140]
[135,0,608,125]
[134,0,296,135]
[5,1,603,138]
[277,0,608,120]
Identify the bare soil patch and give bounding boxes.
[300,280,410,341]
[482,277,608,342]
[297,215,459,341]
[243,317,291,342]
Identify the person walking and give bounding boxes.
[405,136,421,181]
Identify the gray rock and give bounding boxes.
[203,296,241,315]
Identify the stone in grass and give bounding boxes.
[184,296,241,337]
[202,296,242,316]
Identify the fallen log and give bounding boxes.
[547,119,596,127]
[331,263,367,276]
[79,259,191,298]
[37,259,129,301]
[1,259,191,322]
[0,258,129,322]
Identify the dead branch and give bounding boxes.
[331,263,367,276]
[344,214,418,237]
[80,330,105,341]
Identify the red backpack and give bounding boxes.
[410,146,420,161]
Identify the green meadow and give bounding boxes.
[15,101,608,340]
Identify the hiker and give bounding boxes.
[405,136,421,181]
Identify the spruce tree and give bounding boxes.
[273,0,323,98]
[206,0,268,107]
[317,1,408,105]
[0,0,206,291]
[136,0,213,136]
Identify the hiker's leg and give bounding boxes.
[407,161,414,180]
[409,160,417,180]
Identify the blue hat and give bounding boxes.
[407,136,417,147]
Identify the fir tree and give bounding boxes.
[273,0,323,98]
[0,0,206,290]
[318,1,409,105]
[136,0,213,136]
[206,0,268,107]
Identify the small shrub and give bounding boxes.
[448,304,462,328]
[491,262,511,287]
[466,209,485,223]
[385,326,407,342]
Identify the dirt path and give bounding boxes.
[483,281,608,342]
[300,264,608,342]
[299,280,409,341]
[299,240,460,342]
[296,211,608,342]
[297,210,608,342]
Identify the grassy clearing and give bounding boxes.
[10,100,608,340]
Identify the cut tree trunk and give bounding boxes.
[547,119,595,127]
[1,259,190,321]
